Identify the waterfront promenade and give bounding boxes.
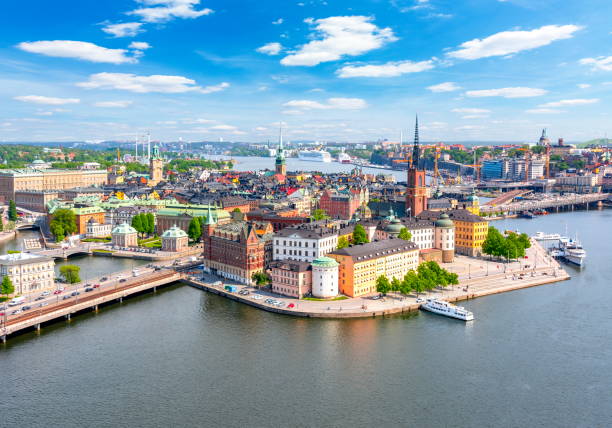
[184,240,570,319]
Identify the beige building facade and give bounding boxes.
[0,252,55,295]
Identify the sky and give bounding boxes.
[0,0,611,143]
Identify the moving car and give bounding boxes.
[84,287,93,292]
[71,291,80,296]
[93,284,100,288]
[53,289,63,295]
[40,291,50,297]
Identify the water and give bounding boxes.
[209,155,409,182]
[1,211,611,427]
[0,230,148,278]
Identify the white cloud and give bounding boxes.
[129,41,151,50]
[14,95,80,105]
[272,18,283,25]
[283,97,367,110]
[337,59,434,78]
[209,124,237,131]
[282,110,305,115]
[129,0,213,23]
[577,83,591,89]
[102,22,144,38]
[427,81,461,92]
[448,25,581,60]
[579,56,612,71]
[465,87,547,98]
[455,125,484,131]
[17,40,136,64]
[525,108,564,114]
[93,100,133,108]
[281,16,397,66]
[256,42,283,55]
[451,107,490,113]
[539,98,599,108]
[77,72,229,94]
[462,114,489,119]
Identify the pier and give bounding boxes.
[479,193,608,214]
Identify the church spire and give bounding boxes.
[412,114,420,168]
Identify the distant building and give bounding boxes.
[329,238,419,297]
[418,209,488,257]
[148,145,164,186]
[85,219,112,238]
[161,225,189,252]
[14,190,59,213]
[0,168,107,204]
[0,252,55,295]
[70,206,106,235]
[406,116,428,217]
[319,189,361,220]
[111,222,138,247]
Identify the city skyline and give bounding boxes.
[1,0,611,143]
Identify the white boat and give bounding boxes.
[298,150,332,162]
[533,232,562,241]
[560,237,586,267]
[337,152,351,163]
[420,298,474,321]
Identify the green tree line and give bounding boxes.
[376,261,459,296]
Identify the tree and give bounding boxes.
[0,216,4,232]
[353,224,369,244]
[398,227,412,241]
[311,209,330,221]
[251,272,271,287]
[50,208,77,242]
[337,236,349,249]
[187,217,201,242]
[131,214,144,236]
[146,213,155,235]
[8,200,17,222]
[482,226,504,258]
[390,277,402,293]
[1,276,14,296]
[59,265,81,284]
[375,275,391,295]
[232,207,241,213]
[401,270,418,295]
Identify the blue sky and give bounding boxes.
[0,0,611,143]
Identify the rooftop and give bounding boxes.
[330,238,418,262]
[0,252,53,265]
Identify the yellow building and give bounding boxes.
[329,239,419,297]
[449,210,488,257]
[418,209,489,257]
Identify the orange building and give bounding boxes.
[71,206,106,235]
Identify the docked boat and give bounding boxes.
[298,150,332,162]
[337,152,351,163]
[420,298,474,321]
[533,231,562,241]
[520,211,536,219]
[559,237,586,267]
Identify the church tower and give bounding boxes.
[275,127,287,176]
[406,115,428,217]
[148,144,164,186]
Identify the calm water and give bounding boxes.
[1,211,611,427]
[0,230,148,278]
[209,155,409,182]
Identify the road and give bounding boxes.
[0,256,201,327]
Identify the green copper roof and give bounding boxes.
[112,222,137,235]
[312,257,339,268]
[161,225,188,238]
[435,213,454,228]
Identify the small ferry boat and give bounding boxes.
[533,231,562,241]
[420,299,474,321]
[520,211,536,219]
[559,237,586,267]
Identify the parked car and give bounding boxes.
[119,279,127,283]
[287,303,295,309]
[11,310,22,315]
[93,283,100,288]
[71,291,80,296]
[40,291,50,297]
[53,289,63,295]
[35,296,45,301]
[39,302,48,307]
[100,277,108,282]
[63,295,71,300]
[85,287,93,292]
[22,305,32,311]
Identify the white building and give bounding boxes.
[86,219,113,238]
[273,223,338,263]
[311,257,339,298]
[0,252,55,295]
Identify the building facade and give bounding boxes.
[273,222,339,263]
[406,117,428,217]
[270,260,312,298]
[319,189,361,220]
[0,168,107,203]
[0,252,55,295]
[418,209,488,257]
[329,239,419,298]
[85,220,112,238]
[161,225,189,252]
[14,190,59,213]
[148,145,164,186]
[111,222,139,247]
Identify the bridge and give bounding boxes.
[31,243,108,259]
[480,193,609,214]
[1,270,183,341]
[485,189,532,207]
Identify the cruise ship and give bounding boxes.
[337,152,352,163]
[420,299,474,321]
[533,232,562,241]
[298,150,332,163]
